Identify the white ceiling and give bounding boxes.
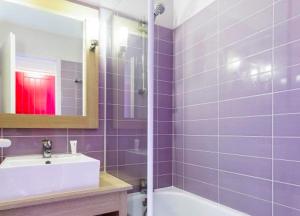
[0,1,83,38]
[77,0,215,29]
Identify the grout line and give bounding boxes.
[182,23,186,190]
[217,0,221,203]
[156,27,160,188]
[272,1,275,215]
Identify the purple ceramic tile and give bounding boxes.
[173,135,183,149]
[220,0,272,32]
[184,135,218,152]
[219,94,272,117]
[274,138,300,161]
[157,121,173,135]
[157,135,172,148]
[158,174,172,188]
[158,148,172,162]
[219,29,272,70]
[184,149,218,169]
[157,80,172,95]
[274,40,300,69]
[219,0,242,13]
[184,69,218,92]
[220,7,273,48]
[184,35,218,59]
[219,75,272,100]
[275,15,300,46]
[157,40,173,55]
[184,164,218,185]
[219,154,272,179]
[184,86,218,106]
[174,149,183,163]
[157,108,173,122]
[274,89,300,114]
[184,102,218,120]
[274,160,300,185]
[219,136,272,158]
[274,204,300,216]
[157,94,172,108]
[106,151,118,166]
[158,26,173,41]
[184,177,218,202]
[219,116,272,136]
[274,114,300,137]
[219,171,272,200]
[173,175,184,189]
[219,50,272,84]
[157,53,173,69]
[3,129,67,137]
[158,161,172,175]
[173,162,184,176]
[156,67,173,82]
[219,188,272,216]
[184,52,218,76]
[274,182,300,210]
[118,150,147,165]
[184,119,218,136]
[273,65,300,91]
[275,0,300,24]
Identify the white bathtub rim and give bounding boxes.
[154,186,249,216]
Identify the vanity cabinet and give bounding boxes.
[0,174,132,216]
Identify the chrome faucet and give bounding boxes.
[139,178,147,194]
[42,139,53,158]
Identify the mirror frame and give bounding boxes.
[0,0,99,128]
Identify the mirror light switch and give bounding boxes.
[0,139,12,148]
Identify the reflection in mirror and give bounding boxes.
[0,0,84,116]
[112,15,148,129]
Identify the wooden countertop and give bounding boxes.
[0,173,132,211]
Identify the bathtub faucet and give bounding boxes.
[139,178,147,194]
[42,139,53,158]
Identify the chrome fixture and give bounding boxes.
[89,39,99,51]
[74,79,83,84]
[154,3,165,20]
[139,178,147,194]
[139,179,148,216]
[138,21,147,95]
[42,139,53,158]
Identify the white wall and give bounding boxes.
[0,21,82,63]
[173,0,216,28]
[0,32,15,113]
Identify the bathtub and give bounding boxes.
[128,187,249,216]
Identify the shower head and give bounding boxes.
[154,3,165,19]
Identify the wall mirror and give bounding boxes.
[0,0,99,128]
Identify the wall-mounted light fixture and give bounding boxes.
[89,39,99,51]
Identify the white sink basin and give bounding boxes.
[0,154,100,201]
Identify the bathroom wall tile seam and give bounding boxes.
[271,1,275,214]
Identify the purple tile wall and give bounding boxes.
[61,60,83,116]
[154,25,173,189]
[173,0,300,215]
